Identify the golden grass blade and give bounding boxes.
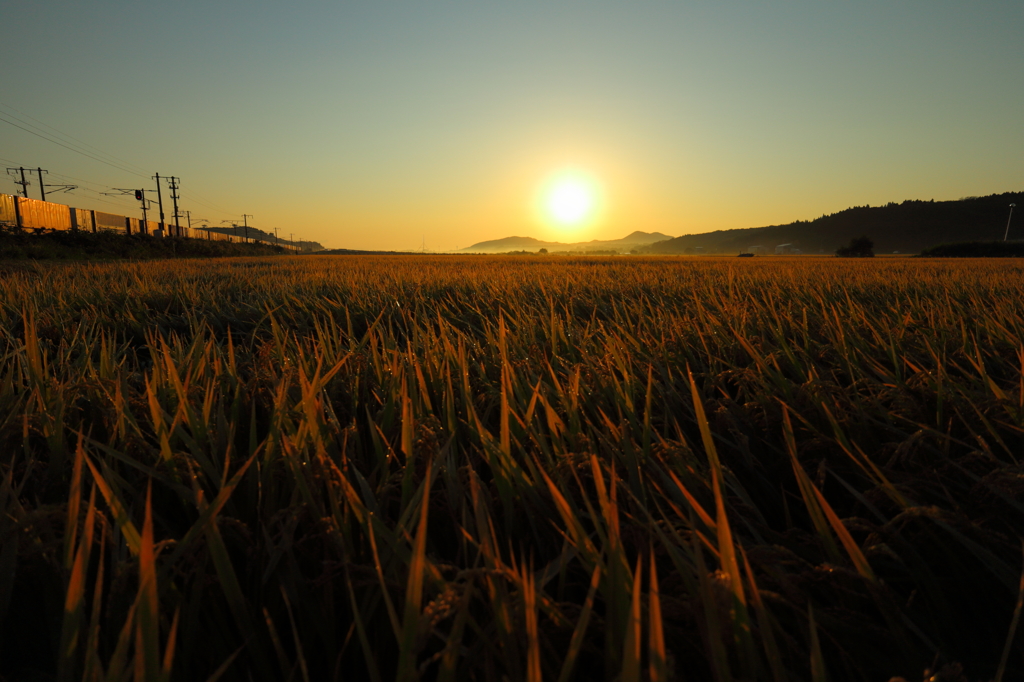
[262,607,292,679]
[58,483,96,682]
[366,513,402,641]
[437,581,473,682]
[808,603,828,682]
[783,408,877,582]
[343,564,384,682]
[666,468,717,531]
[741,545,786,682]
[161,606,180,681]
[397,459,433,682]
[995,542,1024,682]
[136,481,161,682]
[203,645,244,682]
[649,550,668,682]
[691,522,732,682]
[811,484,877,582]
[523,558,542,682]
[63,435,84,570]
[688,366,747,608]
[620,554,643,682]
[160,450,257,575]
[83,521,108,681]
[280,586,311,682]
[556,563,602,682]
[83,453,141,556]
[535,455,599,562]
[782,408,842,564]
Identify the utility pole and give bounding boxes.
[274,227,279,244]
[6,168,30,197]
[242,214,253,241]
[36,168,48,201]
[1005,204,1017,242]
[7,166,73,200]
[168,176,181,233]
[153,173,165,233]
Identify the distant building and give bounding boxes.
[775,243,793,254]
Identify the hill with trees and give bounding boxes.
[461,230,672,253]
[645,191,1023,255]
[200,226,324,252]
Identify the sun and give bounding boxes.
[538,169,601,231]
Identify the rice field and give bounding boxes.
[0,255,1022,681]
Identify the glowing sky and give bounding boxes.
[2,2,1022,250]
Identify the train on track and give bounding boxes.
[0,192,301,251]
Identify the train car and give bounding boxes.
[0,192,305,251]
[0,194,16,228]
[12,196,73,230]
[72,207,96,232]
[94,210,127,233]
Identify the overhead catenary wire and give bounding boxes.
[177,191,240,218]
[0,105,243,217]
[0,113,150,179]
[0,102,152,176]
[0,106,298,240]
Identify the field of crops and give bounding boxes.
[1,255,1022,682]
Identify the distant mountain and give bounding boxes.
[645,192,1024,255]
[461,231,672,253]
[199,226,325,252]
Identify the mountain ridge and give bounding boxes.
[645,191,1023,255]
[460,230,672,253]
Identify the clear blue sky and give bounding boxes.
[2,1,1022,250]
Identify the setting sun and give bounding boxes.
[539,169,602,231]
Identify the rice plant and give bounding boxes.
[0,255,1022,681]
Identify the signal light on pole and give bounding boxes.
[135,189,144,201]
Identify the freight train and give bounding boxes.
[0,192,302,251]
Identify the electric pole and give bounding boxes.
[153,173,165,233]
[1006,204,1017,242]
[168,176,181,233]
[6,168,30,197]
[36,168,48,201]
[274,227,279,244]
[7,167,74,200]
[242,214,253,241]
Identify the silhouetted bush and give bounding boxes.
[836,236,874,257]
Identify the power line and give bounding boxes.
[0,106,245,220]
[0,108,298,239]
[0,112,149,179]
[0,102,151,176]
[177,190,238,218]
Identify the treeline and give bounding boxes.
[646,191,1023,254]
